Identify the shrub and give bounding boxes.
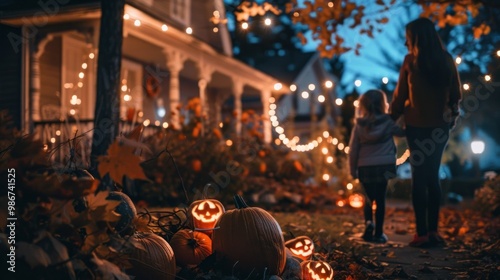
[473,176,500,216]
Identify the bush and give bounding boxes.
[473,176,500,216]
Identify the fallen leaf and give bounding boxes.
[97,140,148,184]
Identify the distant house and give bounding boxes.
[247,50,339,143]
[0,0,285,157]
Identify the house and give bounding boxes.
[0,0,287,159]
[246,50,340,148]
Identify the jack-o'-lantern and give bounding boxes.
[285,236,314,261]
[301,260,334,280]
[349,193,364,209]
[188,199,225,234]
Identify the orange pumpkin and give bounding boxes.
[191,159,202,172]
[259,162,267,174]
[301,260,334,280]
[127,232,176,280]
[212,195,286,277]
[188,199,225,235]
[170,229,212,266]
[285,236,315,261]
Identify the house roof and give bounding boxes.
[246,50,316,85]
[0,0,100,16]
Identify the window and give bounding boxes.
[120,59,144,122]
[61,34,95,119]
[170,0,190,26]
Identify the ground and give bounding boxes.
[271,198,500,280]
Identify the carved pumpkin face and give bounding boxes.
[349,193,364,208]
[285,236,314,261]
[301,260,334,280]
[189,199,225,231]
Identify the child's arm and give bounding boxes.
[391,119,405,137]
[348,126,360,179]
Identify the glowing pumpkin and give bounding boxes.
[188,199,225,234]
[348,193,364,209]
[301,260,334,280]
[285,236,314,261]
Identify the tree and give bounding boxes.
[284,0,500,58]
[90,0,125,171]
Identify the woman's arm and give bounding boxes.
[390,55,411,120]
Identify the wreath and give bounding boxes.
[145,75,160,98]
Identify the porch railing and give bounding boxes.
[33,119,161,164]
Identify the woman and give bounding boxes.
[390,17,461,247]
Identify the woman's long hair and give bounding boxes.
[406,17,453,87]
[356,90,388,126]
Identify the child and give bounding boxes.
[348,89,405,243]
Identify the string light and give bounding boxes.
[346,183,353,190]
[134,19,141,27]
[143,119,150,126]
[497,50,500,57]
[242,22,249,29]
[382,77,389,84]
[485,75,491,82]
[455,56,462,64]
[264,18,272,26]
[318,95,325,102]
[274,83,283,90]
[161,24,168,31]
[354,79,362,87]
[335,98,343,105]
[123,13,130,20]
[226,139,233,146]
[308,84,315,91]
[322,174,330,181]
[463,83,470,90]
[325,80,333,88]
[289,84,297,91]
[326,156,334,163]
[163,122,169,128]
[154,120,160,126]
[301,91,309,99]
[186,27,193,34]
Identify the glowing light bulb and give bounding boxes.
[82,63,87,69]
[301,91,309,99]
[485,75,491,82]
[322,174,330,181]
[242,22,249,29]
[264,18,272,26]
[274,83,282,91]
[335,98,343,106]
[463,83,470,90]
[89,53,95,59]
[123,14,129,20]
[162,122,169,128]
[186,27,193,34]
[325,80,333,88]
[382,77,389,84]
[290,84,297,91]
[354,79,362,87]
[162,24,168,31]
[308,84,315,91]
[318,95,325,103]
[326,156,334,163]
[455,56,462,64]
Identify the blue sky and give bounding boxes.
[300,3,422,96]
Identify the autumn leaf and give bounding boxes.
[97,140,148,184]
[85,190,122,223]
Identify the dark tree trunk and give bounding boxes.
[90,0,125,171]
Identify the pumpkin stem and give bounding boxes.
[187,238,200,248]
[233,195,249,209]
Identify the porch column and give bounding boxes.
[232,80,244,137]
[197,63,212,136]
[30,34,54,121]
[261,89,272,144]
[164,49,186,129]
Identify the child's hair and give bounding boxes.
[356,89,388,119]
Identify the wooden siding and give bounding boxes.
[0,24,22,128]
